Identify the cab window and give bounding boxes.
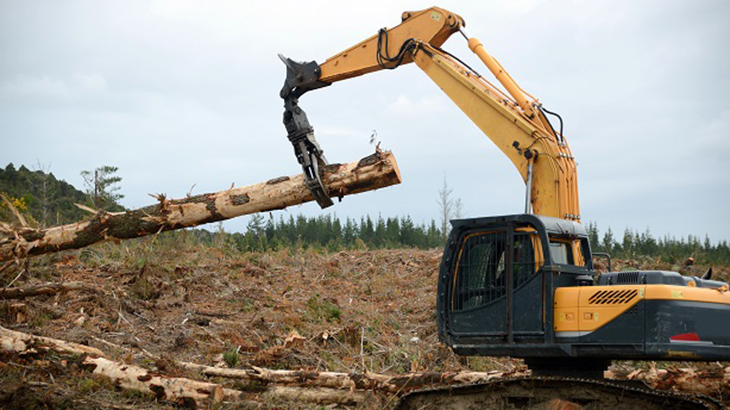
[549,241,573,265]
[548,236,588,267]
[452,231,540,311]
[453,232,507,311]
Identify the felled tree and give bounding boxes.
[0,150,401,262]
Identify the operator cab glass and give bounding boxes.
[549,241,573,265]
[548,235,589,267]
[452,230,542,312]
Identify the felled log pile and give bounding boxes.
[4,323,728,408]
[0,325,522,407]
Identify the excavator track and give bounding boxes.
[396,376,722,409]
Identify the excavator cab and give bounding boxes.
[437,214,592,355]
[438,214,730,378]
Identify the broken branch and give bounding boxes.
[0,281,92,300]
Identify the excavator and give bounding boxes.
[278,7,730,408]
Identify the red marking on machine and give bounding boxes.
[670,333,701,342]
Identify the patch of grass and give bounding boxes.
[306,294,341,323]
[77,377,98,393]
[29,312,54,327]
[224,346,239,368]
[122,388,153,401]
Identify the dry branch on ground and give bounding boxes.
[607,366,730,398]
[0,281,92,300]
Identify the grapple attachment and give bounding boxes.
[279,55,333,209]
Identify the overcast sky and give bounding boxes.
[1,0,728,242]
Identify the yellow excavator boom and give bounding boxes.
[280,7,580,222]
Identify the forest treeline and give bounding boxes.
[196,214,445,253]
[585,222,729,265]
[187,215,730,265]
[0,163,123,226]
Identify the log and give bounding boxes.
[0,325,239,407]
[139,340,514,394]
[0,281,91,300]
[0,150,401,262]
[607,366,730,398]
[82,356,241,407]
[178,361,511,393]
[0,324,103,356]
[263,386,366,405]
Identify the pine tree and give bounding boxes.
[343,217,356,247]
[622,228,635,258]
[602,227,615,255]
[586,222,600,251]
[374,215,386,248]
[247,213,265,237]
[80,165,124,210]
[437,178,453,240]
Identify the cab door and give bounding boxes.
[448,228,543,339]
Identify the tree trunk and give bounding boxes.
[82,356,241,407]
[4,326,728,405]
[0,150,401,262]
[263,386,366,405]
[178,361,513,393]
[607,366,730,398]
[0,325,103,356]
[0,325,238,407]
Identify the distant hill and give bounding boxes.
[0,163,124,226]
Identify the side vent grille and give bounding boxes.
[589,289,638,305]
[616,271,640,284]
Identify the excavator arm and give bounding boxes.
[280,7,580,222]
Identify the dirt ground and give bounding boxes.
[0,234,728,408]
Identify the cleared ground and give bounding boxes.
[0,233,727,408]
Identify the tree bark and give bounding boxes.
[178,361,512,393]
[0,150,401,262]
[607,366,730,398]
[82,356,241,407]
[0,281,92,300]
[263,386,366,405]
[5,326,728,405]
[1,324,511,396]
[0,325,103,356]
[0,325,238,407]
